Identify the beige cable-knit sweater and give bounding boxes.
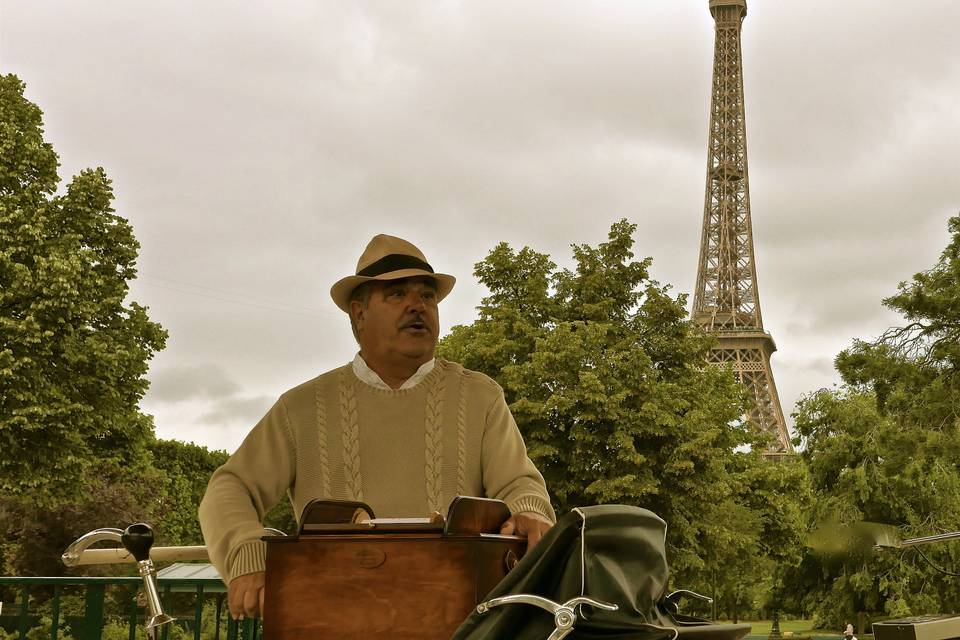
[198,359,556,583]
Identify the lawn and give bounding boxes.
[737,620,841,639]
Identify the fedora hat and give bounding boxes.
[330,234,456,313]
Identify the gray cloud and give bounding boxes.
[3,1,957,446]
[199,396,276,427]
[147,364,241,403]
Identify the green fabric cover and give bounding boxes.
[451,505,751,640]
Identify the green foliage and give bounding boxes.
[0,75,291,570]
[703,452,811,621]
[0,73,167,506]
[149,439,229,545]
[783,215,960,627]
[0,72,170,577]
[786,387,960,627]
[100,599,233,640]
[147,438,297,542]
[880,216,960,370]
[263,495,298,535]
[25,616,70,640]
[101,620,135,640]
[0,598,234,640]
[0,467,163,576]
[439,220,810,594]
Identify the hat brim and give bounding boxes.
[330,269,456,313]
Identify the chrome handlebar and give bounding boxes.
[63,524,174,638]
[61,528,125,566]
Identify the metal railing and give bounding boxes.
[0,576,259,640]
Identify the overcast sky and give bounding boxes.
[2,1,957,453]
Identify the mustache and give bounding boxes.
[399,314,431,331]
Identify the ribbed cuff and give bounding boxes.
[507,496,557,523]
[228,540,267,583]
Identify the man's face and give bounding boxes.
[352,276,440,368]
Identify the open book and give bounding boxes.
[296,496,512,536]
[298,500,445,533]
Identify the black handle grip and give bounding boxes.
[121,523,154,562]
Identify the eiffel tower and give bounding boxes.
[692,0,792,453]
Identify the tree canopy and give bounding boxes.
[0,74,167,506]
[784,215,960,628]
[439,220,809,597]
[148,439,296,547]
[0,74,175,579]
[0,76,299,580]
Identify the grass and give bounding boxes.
[734,619,841,638]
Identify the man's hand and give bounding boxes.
[228,571,265,619]
[500,511,554,550]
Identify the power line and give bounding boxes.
[136,274,335,319]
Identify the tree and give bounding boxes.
[0,437,297,577]
[0,75,301,589]
[0,466,163,576]
[712,452,811,621]
[0,74,167,506]
[783,215,960,628]
[147,439,298,546]
[148,440,229,546]
[438,220,809,590]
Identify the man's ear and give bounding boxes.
[350,300,366,332]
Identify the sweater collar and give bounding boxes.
[352,353,436,390]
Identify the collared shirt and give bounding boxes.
[352,353,436,390]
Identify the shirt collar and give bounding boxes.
[352,353,436,390]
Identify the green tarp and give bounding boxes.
[452,505,752,640]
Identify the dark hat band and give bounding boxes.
[357,253,434,277]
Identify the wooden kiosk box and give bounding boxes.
[262,496,525,640]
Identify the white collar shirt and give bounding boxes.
[352,353,436,390]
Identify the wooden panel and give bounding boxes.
[263,534,523,640]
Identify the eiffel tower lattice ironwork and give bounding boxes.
[692,0,792,453]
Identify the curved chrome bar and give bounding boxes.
[477,593,562,614]
[664,588,712,614]
[666,589,713,604]
[62,525,174,639]
[565,596,619,611]
[477,593,618,640]
[61,528,124,566]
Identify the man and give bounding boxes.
[199,234,555,619]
